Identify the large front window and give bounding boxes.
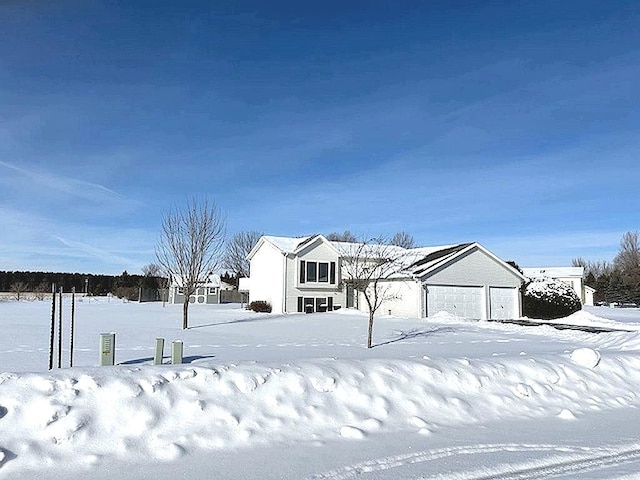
[300,260,336,284]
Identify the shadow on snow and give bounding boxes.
[375,326,455,347]
[118,354,217,366]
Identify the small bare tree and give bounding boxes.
[156,198,226,329]
[33,281,50,301]
[337,238,408,348]
[389,231,415,249]
[222,231,263,278]
[10,281,29,301]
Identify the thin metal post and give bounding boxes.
[49,283,56,370]
[70,287,76,367]
[57,286,63,368]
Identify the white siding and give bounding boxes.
[249,242,285,313]
[423,247,521,288]
[284,239,344,313]
[372,279,422,317]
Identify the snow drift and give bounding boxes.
[2,352,640,474]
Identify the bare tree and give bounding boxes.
[614,231,640,272]
[389,231,415,249]
[326,230,357,242]
[33,281,50,301]
[142,263,163,277]
[10,281,29,301]
[572,257,612,278]
[337,238,408,348]
[614,231,640,299]
[222,231,263,277]
[156,198,226,329]
[571,257,587,268]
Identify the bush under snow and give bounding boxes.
[523,277,581,320]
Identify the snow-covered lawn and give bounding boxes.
[1,299,640,479]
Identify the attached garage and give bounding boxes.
[413,243,524,320]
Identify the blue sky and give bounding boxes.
[1,0,639,274]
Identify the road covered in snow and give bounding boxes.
[0,300,639,479]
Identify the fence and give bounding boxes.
[220,290,248,304]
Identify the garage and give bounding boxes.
[426,285,484,319]
[489,287,517,320]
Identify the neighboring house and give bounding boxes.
[522,267,594,306]
[247,235,525,320]
[168,273,223,305]
[220,280,236,291]
[584,285,596,306]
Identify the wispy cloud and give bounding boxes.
[0,206,156,274]
[51,235,140,267]
[0,160,125,202]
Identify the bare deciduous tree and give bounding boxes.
[326,230,357,242]
[142,263,163,277]
[34,281,49,301]
[10,281,29,301]
[389,231,415,249]
[156,198,226,329]
[222,231,263,278]
[614,231,640,294]
[571,257,612,278]
[337,238,408,348]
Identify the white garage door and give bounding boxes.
[489,287,517,320]
[426,285,483,319]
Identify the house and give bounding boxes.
[522,267,594,306]
[168,273,224,305]
[247,235,525,319]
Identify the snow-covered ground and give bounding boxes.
[1,299,640,479]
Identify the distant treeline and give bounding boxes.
[0,270,163,296]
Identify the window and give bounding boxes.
[177,287,184,295]
[318,262,329,282]
[300,260,337,284]
[208,287,217,295]
[306,262,317,282]
[298,296,335,313]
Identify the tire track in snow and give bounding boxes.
[449,446,640,480]
[307,443,640,480]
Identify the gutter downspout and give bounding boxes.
[282,253,288,313]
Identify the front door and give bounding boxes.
[346,283,355,308]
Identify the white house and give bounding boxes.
[247,235,525,320]
[168,273,224,305]
[522,267,594,306]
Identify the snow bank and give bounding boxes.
[2,353,640,474]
